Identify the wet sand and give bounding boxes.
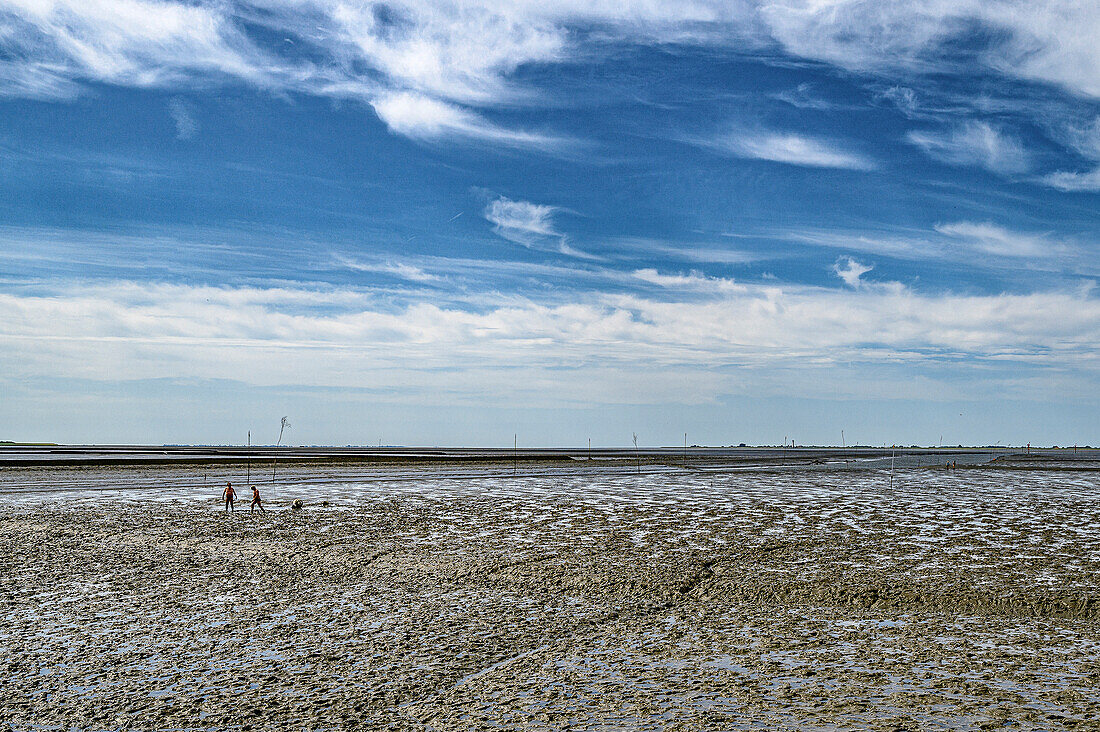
[2,462,1099,730]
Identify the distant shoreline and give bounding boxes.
[1,444,1097,469]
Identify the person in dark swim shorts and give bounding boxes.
[223,482,236,511]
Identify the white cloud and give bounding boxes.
[758,0,1100,100]
[376,262,439,283]
[1040,168,1100,192]
[907,121,1030,175]
[370,91,565,148]
[322,1,567,106]
[632,268,742,293]
[934,221,1060,258]
[981,1,1100,99]
[370,91,484,139]
[876,86,919,118]
[833,257,871,288]
[5,0,1100,152]
[0,0,267,88]
[758,0,966,74]
[485,196,558,242]
[1060,117,1100,160]
[557,242,602,260]
[783,222,1089,272]
[168,97,197,139]
[784,228,940,260]
[335,255,440,283]
[1036,118,1100,190]
[3,280,1100,408]
[2,2,1099,98]
[483,196,595,258]
[772,82,854,111]
[0,60,81,99]
[706,130,876,170]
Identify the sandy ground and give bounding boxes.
[1,465,1099,730]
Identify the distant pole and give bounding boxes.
[841,430,845,448]
[271,416,290,501]
[272,416,288,480]
[246,430,251,485]
[633,432,639,473]
[684,432,687,469]
[588,437,591,460]
[514,433,517,476]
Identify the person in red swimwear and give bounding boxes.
[222,481,235,511]
[250,485,265,514]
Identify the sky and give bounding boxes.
[2,0,1100,447]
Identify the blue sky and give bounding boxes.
[2,1,1100,446]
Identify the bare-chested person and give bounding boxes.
[223,482,236,511]
[250,485,265,514]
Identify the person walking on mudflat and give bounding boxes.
[223,482,236,512]
[250,485,265,514]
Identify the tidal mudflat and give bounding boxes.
[1,458,1098,730]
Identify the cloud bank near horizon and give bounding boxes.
[4,279,1098,407]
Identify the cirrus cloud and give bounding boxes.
[5,0,1100,152]
[483,195,597,259]
[907,121,1031,175]
[370,91,568,148]
[702,130,876,170]
[1040,168,1100,192]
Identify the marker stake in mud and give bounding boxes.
[272,416,290,500]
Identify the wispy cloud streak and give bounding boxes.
[701,129,876,170]
[370,91,568,148]
[907,121,1030,175]
[6,0,1100,149]
[483,196,597,258]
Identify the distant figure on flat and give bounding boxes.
[223,482,235,511]
[250,485,265,514]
